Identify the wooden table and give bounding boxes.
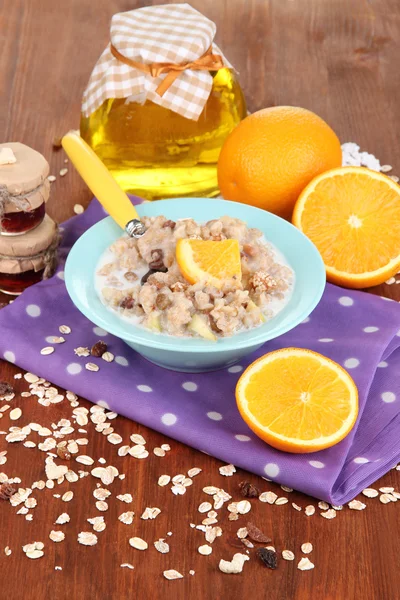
[1,1,399,599]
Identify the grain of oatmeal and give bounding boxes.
[219,464,236,476]
[9,408,22,421]
[62,491,74,502]
[275,497,289,506]
[236,527,248,539]
[160,444,171,451]
[187,467,202,477]
[117,493,133,503]
[320,509,336,519]
[301,542,313,554]
[259,491,277,504]
[154,539,170,553]
[198,501,212,513]
[78,531,98,546]
[318,501,329,510]
[153,447,166,457]
[129,537,148,550]
[76,455,94,466]
[219,553,249,574]
[55,513,70,524]
[49,530,65,543]
[102,352,115,362]
[198,544,212,556]
[379,486,394,493]
[380,494,392,504]
[85,362,100,372]
[348,499,366,511]
[4,546,12,556]
[163,570,183,580]
[141,507,161,520]
[118,445,130,457]
[107,433,123,445]
[130,433,146,445]
[96,500,108,512]
[158,475,171,487]
[305,505,316,516]
[121,563,134,569]
[292,503,302,511]
[282,550,295,561]
[119,511,135,525]
[74,204,85,215]
[59,325,71,334]
[362,488,379,498]
[40,346,55,356]
[298,557,314,571]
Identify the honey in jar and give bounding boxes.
[0,142,50,235]
[0,215,59,295]
[80,5,246,200]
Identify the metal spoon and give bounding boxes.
[61,131,146,238]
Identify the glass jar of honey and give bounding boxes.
[0,215,59,295]
[80,5,246,200]
[0,142,49,235]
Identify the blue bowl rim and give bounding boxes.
[65,198,326,353]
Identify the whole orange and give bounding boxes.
[217,106,342,220]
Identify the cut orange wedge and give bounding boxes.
[176,238,242,287]
[292,166,400,288]
[236,348,358,453]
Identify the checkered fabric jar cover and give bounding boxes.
[82,4,232,121]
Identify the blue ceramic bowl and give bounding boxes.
[65,198,325,372]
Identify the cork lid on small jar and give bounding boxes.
[0,215,59,275]
[0,142,50,213]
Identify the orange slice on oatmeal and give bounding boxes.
[292,166,400,288]
[236,348,358,453]
[176,238,242,287]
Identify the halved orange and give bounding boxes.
[176,238,242,287]
[236,348,358,453]
[292,166,400,288]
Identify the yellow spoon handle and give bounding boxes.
[61,131,140,231]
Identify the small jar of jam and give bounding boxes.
[0,215,59,295]
[0,142,50,236]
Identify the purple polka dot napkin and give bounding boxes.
[1,198,399,503]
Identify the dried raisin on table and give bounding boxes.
[257,547,278,569]
[246,522,272,544]
[0,382,14,397]
[91,341,108,357]
[238,481,260,498]
[0,483,16,500]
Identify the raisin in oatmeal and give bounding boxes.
[95,216,293,339]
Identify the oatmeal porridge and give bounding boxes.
[95,215,294,339]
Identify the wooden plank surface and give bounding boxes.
[0,1,399,599]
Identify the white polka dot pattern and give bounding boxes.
[115,356,129,366]
[353,457,369,464]
[264,463,280,478]
[3,351,15,363]
[235,434,251,442]
[182,381,197,392]
[137,385,152,393]
[309,460,325,469]
[67,363,82,375]
[381,392,396,403]
[363,326,379,333]
[339,296,354,306]
[228,365,243,373]
[93,327,108,337]
[161,413,177,426]
[26,304,41,317]
[207,412,222,421]
[344,358,360,369]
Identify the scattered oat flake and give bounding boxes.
[292,503,302,511]
[141,507,161,520]
[96,500,108,511]
[379,486,394,493]
[171,484,186,496]
[9,408,22,421]
[161,443,171,451]
[198,501,212,513]
[380,494,392,504]
[189,570,195,576]
[321,509,336,519]
[107,433,122,445]
[198,544,212,556]
[158,475,171,487]
[62,491,74,502]
[318,501,330,510]
[219,464,236,476]
[130,433,146,445]
[298,557,314,571]
[348,499,366,511]
[219,553,249,574]
[59,325,71,334]
[154,539,170,554]
[381,164,392,172]
[49,530,65,543]
[188,467,202,477]
[76,455,94,466]
[259,491,278,504]
[163,569,183,580]
[236,500,251,514]
[237,527,248,539]
[129,537,147,550]
[26,550,44,559]
[86,362,99,372]
[281,485,293,492]
[301,542,313,554]
[121,563,134,570]
[78,531,98,546]
[74,204,85,215]
[153,447,165,457]
[24,373,39,383]
[117,493,133,503]
[362,488,379,498]
[60,168,68,177]
[203,486,220,495]
[55,513,70,525]
[118,511,135,525]
[4,546,12,556]
[102,352,114,362]
[282,550,295,561]
[40,346,55,356]
[275,497,289,506]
